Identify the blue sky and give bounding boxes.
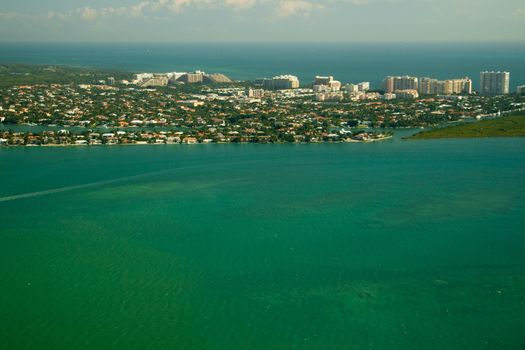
[1,0,524,42]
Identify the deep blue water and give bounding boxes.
[0,42,524,90]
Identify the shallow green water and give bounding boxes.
[1,136,525,349]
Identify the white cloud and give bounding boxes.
[0,10,70,22]
[163,0,216,12]
[80,7,98,21]
[166,0,197,12]
[276,0,323,17]
[0,0,368,24]
[130,1,152,17]
[513,8,525,18]
[347,0,369,5]
[0,12,21,20]
[224,0,257,9]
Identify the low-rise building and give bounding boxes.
[395,89,419,99]
[246,88,266,98]
[316,92,344,102]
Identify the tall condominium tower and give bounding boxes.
[178,72,204,83]
[313,76,341,92]
[263,75,300,90]
[479,71,510,95]
[383,76,418,93]
[419,77,472,95]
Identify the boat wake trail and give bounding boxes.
[0,169,174,203]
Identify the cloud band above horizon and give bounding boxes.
[0,0,523,42]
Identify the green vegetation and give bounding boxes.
[406,114,525,139]
[0,64,133,87]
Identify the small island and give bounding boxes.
[405,114,525,140]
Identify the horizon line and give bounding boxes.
[1,40,525,45]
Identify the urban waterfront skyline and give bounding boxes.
[1,63,523,147]
[130,69,514,97]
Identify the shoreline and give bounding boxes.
[0,135,395,147]
[0,138,393,147]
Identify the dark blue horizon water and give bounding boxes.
[0,42,524,90]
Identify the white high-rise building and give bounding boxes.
[313,76,341,91]
[313,76,333,85]
[419,77,472,95]
[383,76,418,93]
[357,82,370,91]
[345,84,359,93]
[263,75,300,89]
[480,71,510,96]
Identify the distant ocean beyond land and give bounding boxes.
[0,42,524,90]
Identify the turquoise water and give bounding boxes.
[1,135,525,349]
[1,42,524,90]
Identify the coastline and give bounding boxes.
[1,137,394,147]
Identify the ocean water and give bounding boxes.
[0,42,524,90]
[1,134,525,349]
